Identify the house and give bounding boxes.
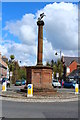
[62,56,79,76]
[67,63,80,82]
[0,52,8,80]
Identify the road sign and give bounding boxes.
[56,73,59,78]
[27,84,33,97]
[75,84,79,94]
[2,82,6,91]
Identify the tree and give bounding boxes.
[10,55,15,61]
[46,59,63,79]
[12,61,20,84]
[46,61,51,66]
[53,59,63,79]
[51,59,54,67]
[7,55,15,83]
[19,68,26,80]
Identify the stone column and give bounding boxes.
[37,20,44,66]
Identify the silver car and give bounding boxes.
[52,79,61,88]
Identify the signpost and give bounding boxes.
[10,72,12,84]
[56,73,59,79]
[75,83,79,94]
[27,84,33,97]
[2,82,6,91]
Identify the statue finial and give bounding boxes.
[38,13,46,21]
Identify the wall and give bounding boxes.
[0,52,8,79]
[69,61,77,73]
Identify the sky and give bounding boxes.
[2,0,79,2]
[1,2,78,66]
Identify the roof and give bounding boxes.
[63,56,78,66]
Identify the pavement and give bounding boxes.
[0,84,79,102]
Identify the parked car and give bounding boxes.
[52,79,61,88]
[64,81,76,88]
[15,80,21,86]
[72,80,77,88]
[2,78,10,87]
[21,79,26,85]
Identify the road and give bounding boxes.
[2,100,78,118]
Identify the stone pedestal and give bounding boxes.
[26,66,53,91]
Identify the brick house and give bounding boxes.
[69,60,77,73]
[62,56,79,76]
[0,52,8,80]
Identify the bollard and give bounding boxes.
[75,83,79,94]
[27,84,33,97]
[2,82,6,91]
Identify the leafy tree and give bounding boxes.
[12,61,20,84]
[46,59,63,79]
[46,61,51,66]
[6,55,15,83]
[53,59,63,79]
[10,55,15,61]
[7,55,27,84]
[51,59,54,67]
[19,68,26,80]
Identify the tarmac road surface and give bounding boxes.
[2,100,78,118]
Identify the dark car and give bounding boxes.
[64,81,75,88]
[21,79,26,85]
[15,80,21,86]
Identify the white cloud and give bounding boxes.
[43,38,56,61]
[0,39,37,66]
[37,2,78,50]
[4,14,37,45]
[2,2,78,66]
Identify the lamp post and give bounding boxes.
[55,50,62,80]
[55,50,61,60]
[19,60,28,66]
[51,59,54,80]
[0,59,2,81]
[8,60,12,84]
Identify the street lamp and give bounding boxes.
[55,50,61,60]
[8,59,12,84]
[55,50,62,80]
[19,60,28,66]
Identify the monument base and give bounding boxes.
[26,66,53,91]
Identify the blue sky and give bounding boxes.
[2,2,78,42]
[2,2,78,27]
[2,2,50,24]
[2,0,79,2]
[2,2,52,43]
[1,2,78,66]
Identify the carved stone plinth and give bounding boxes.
[26,66,53,91]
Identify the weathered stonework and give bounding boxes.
[26,66,53,90]
[37,20,44,66]
[26,17,53,91]
[0,52,7,79]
